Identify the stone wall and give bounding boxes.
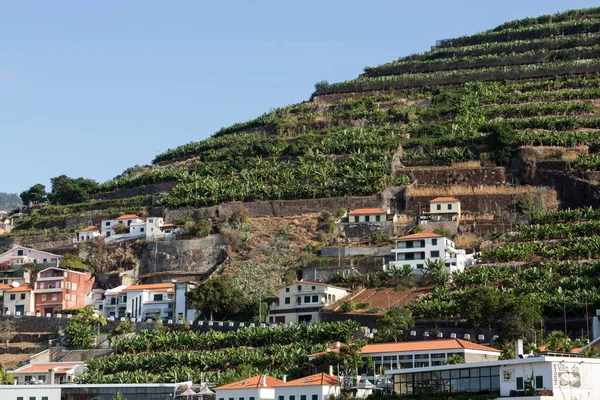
[320,247,392,257]
[0,233,76,251]
[337,221,397,239]
[301,257,386,282]
[405,193,521,216]
[526,169,600,209]
[94,182,178,201]
[407,167,506,186]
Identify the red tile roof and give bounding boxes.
[214,375,283,390]
[275,373,339,387]
[77,226,99,232]
[6,283,32,293]
[115,214,141,221]
[123,283,173,292]
[0,284,13,291]
[309,339,500,358]
[397,232,443,240]
[429,197,460,203]
[348,208,386,215]
[16,363,81,373]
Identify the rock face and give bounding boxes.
[139,234,228,282]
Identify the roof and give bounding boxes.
[6,283,32,293]
[309,339,500,358]
[348,208,386,215]
[123,283,174,292]
[0,246,63,259]
[0,284,13,291]
[396,232,443,240]
[77,226,99,232]
[214,375,283,390]
[115,214,141,221]
[275,373,339,387]
[161,224,175,228]
[105,285,128,295]
[11,362,82,373]
[429,197,460,203]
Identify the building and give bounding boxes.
[274,373,340,400]
[387,355,600,398]
[347,208,387,223]
[0,246,62,268]
[215,374,283,400]
[388,232,473,274]
[4,283,34,315]
[8,362,85,385]
[174,281,197,321]
[90,288,106,313]
[266,281,348,324]
[426,197,461,222]
[75,226,101,242]
[0,383,179,400]
[309,339,500,375]
[101,215,166,242]
[33,267,95,315]
[123,283,175,320]
[101,285,128,318]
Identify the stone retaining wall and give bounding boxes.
[94,182,178,201]
[407,167,506,186]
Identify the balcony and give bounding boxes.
[37,275,65,281]
[293,288,326,295]
[294,301,325,309]
[35,287,63,293]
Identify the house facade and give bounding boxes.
[214,375,283,400]
[123,283,174,320]
[347,208,387,223]
[389,232,472,275]
[274,373,340,400]
[0,246,62,267]
[75,226,101,242]
[427,197,461,222]
[101,215,166,242]
[4,284,34,315]
[267,281,348,324]
[33,267,95,315]
[8,362,85,385]
[101,285,128,318]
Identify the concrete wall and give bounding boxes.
[405,193,522,216]
[320,247,391,257]
[408,167,506,186]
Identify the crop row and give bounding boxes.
[364,44,600,77]
[480,236,600,263]
[512,220,600,241]
[489,7,600,32]
[402,148,477,166]
[530,206,600,224]
[36,195,153,217]
[571,153,600,171]
[513,129,600,147]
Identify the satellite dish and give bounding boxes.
[11,282,19,288]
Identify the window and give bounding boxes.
[140,228,145,233]
[406,241,413,249]
[42,294,47,301]
[365,215,370,222]
[430,251,440,258]
[111,298,116,305]
[535,375,543,389]
[42,396,49,400]
[52,294,57,301]
[219,398,224,400]
[516,377,524,390]
[301,396,306,400]
[298,285,302,291]
[149,219,153,223]
[153,294,163,301]
[105,221,110,226]
[304,296,310,303]
[284,297,290,304]
[279,397,284,400]
[448,204,452,210]
[66,282,70,289]
[312,285,316,290]
[249,397,255,400]
[376,215,381,222]
[17,250,24,256]
[354,216,359,222]
[312,295,318,303]
[65,293,70,301]
[239,397,244,400]
[312,395,319,400]
[432,238,437,245]
[436,204,441,211]
[290,396,296,400]
[20,293,26,300]
[43,258,47,263]
[9,294,15,300]
[285,287,290,292]
[16,397,23,400]
[72,283,77,291]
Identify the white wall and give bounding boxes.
[4,290,34,314]
[275,385,339,400]
[0,386,62,400]
[348,213,386,223]
[0,246,62,266]
[216,387,273,400]
[429,202,460,215]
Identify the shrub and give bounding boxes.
[335,208,347,219]
[113,223,129,235]
[221,228,243,252]
[368,306,385,314]
[433,228,454,239]
[340,299,356,312]
[371,231,391,245]
[355,302,371,310]
[317,212,336,233]
[195,219,212,238]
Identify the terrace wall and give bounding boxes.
[407,167,506,186]
[94,181,178,201]
[404,193,521,216]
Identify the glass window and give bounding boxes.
[20,293,26,300]
[153,294,163,301]
[430,250,440,258]
[432,238,437,245]
[365,216,370,222]
[304,296,310,303]
[430,353,445,358]
[471,368,479,377]
[105,221,110,226]
[436,204,441,210]
[441,370,450,379]
[376,215,381,221]
[448,204,452,210]
[414,354,429,359]
[249,398,255,400]
[480,367,490,377]
[17,397,23,400]
[451,370,460,379]
[9,294,15,300]
[312,295,318,302]
[535,375,543,389]
[301,396,306,400]
[312,286,315,290]
[460,369,469,378]
[354,216,359,222]
[516,377,524,390]
[42,397,49,400]
[285,287,290,292]
[284,297,290,304]
[290,396,296,400]
[239,397,244,400]
[399,355,413,360]
[312,395,318,400]
[297,285,302,291]
[279,397,284,400]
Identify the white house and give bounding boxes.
[347,208,387,223]
[266,281,348,324]
[89,288,106,313]
[123,283,175,320]
[274,373,340,400]
[425,197,461,222]
[8,362,85,385]
[4,283,34,315]
[215,375,283,400]
[0,246,62,267]
[101,215,166,242]
[387,355,600,398]
[389,232,472,275]
[101,285,128,318]
[75,226,101,242]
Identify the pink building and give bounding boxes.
[33,267,94,315]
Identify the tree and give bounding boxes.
[421,258,448,286]
[186,277,243,321]
[445,355,465,365]
[375,306,414,342]
[48,175,99,205]
[108,319,135,342]
[461,287,502,337]
[0,320,16,348]
[19,184,47,206]
[0,369,13,385]
[63,306,107,349]
[311,341,367,379]
[544,330,572,352]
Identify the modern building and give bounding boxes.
[123,282,175,320]
[75,226,101,242]
[266,281,348,324]
[387,354,600,398]
[274,373,340,400]
[101,215,167,242]
[0,383,180,400]
[425,197,461,222]
[101,285,128,318]
[33,267,95,315]
[0,246,62,267]
[388,232,473,274]
[309,339,500,375]
[8,362,85,385]
[4,283,34,315]
[174,281,197,321]
[214,374,283,400]
[89,288,106,313]
[347,208,387,223]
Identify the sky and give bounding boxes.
[1,0,598,194]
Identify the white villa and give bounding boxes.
[75,226,101,242]
[214,375,283,400]
[389,232,473,275]
[0,246,62,267]
[266,281,348,324]
[101,215,168,243]
[123,283,175,320]
[274,373,341,400]
[347,208,387,223]
[8,362,85,385]
[101,285,128,318]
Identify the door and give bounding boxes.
[44,307,53,316]
[15,305,24,315]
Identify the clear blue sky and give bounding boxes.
[1,0,597,194]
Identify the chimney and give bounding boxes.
[261,375,267,387]
[514,339,523,359]
[328,365,334,377]
[282,375,287,383]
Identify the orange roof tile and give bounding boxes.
[275,373,339,387]
[429,197,460,203]
[123,283,173,292]
[17,363,80,373]
[348,208,386,215]
[309,339,500,358]
[214,375,283,390]
[115,214,141,221]
[397,232,443,240]
[0,284,13,291]
[539,345,581,354]
[6,284,32,293]
[77,226,99,232]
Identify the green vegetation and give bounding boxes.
[63,306,107,349]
